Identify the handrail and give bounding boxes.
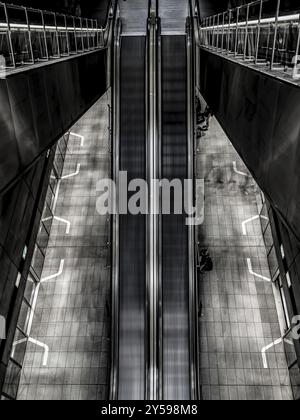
[109,0,121,401]
[187,2,200,401]
[146,0,160,400]
[198,0,300,82]
[0,1,113,71]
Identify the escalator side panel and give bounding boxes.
[118,36,146,400]
[161,35,190,400]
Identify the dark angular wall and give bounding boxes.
[199,47,300,244]
[199,49,300,387]
[0,49,107,195]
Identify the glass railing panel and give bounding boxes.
[0,1,108,71]
[199,0,300,83]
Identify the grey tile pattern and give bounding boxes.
[197,118,293,400]
[17,92,111,400]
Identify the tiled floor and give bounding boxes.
[16,94,293,400]
[197,117,293,400]
[17,92,111,400]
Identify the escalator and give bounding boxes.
[118,35,147,400]
[161,35,191,400]
[110,0,198,401]
[110,19,147,399]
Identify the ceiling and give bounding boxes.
[1,0,110,24]
[3,0,231,18]
[198,0,230,18]
[3,0,299,18]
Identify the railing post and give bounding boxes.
[207,17,210,46]
[207,17,210,47]
[211,16,214,47]
[53,12,61,57]
[86,19,90,50]
[100,21,105,48]
[64,14,70,55]
[4,3,16,68]
[89,19,92,49]
[73,16,78,54]
[255,0,263,64]
[24,7,34,64]
[234,7,240,57]
[41,10,49,60]
[221,12,225,51]
[96,20,100,48]
[206,17,209,46]
[243,3,250,60]
[94,19,98,48]
[216,14,220,50]
[101,26,105,48]
[91,19,94,48]
[212,15,216,48]
[80,17,84,51]
[227,10,231,54]
[293,15,300,79]
[270,0,281,70]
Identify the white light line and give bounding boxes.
[41,259,65,283]
[61,163,81,180]
[29,338,49,366]
[204,13,300,30]
[53,216,71,234]
[52,179,61,214]
[70,132,85,147]
[0,22,103,32]
[262,337,294,369]
[27,283,41,334]
[233,161,248,177]
[12,258,65,366]
[12,337,49,366]
[262,338,283,368]
[11,338,26,359]
[242,215,269,235]
[247,258,271,282]
[27,259,65,334]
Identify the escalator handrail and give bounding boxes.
[187,5,201,401]
[109,12,122,401]
[146,0,161,400]
[156,15,163,403]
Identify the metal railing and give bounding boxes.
[109,0,121,401]
[200,0,300,81]
[0,2,108,70]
